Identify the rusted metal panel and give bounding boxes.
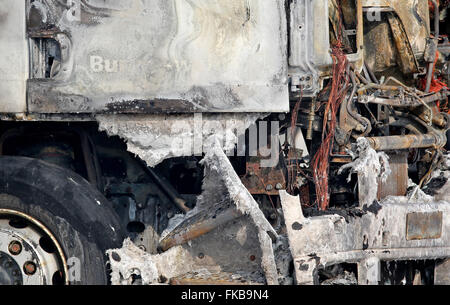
[386,12,419,74]
[159,201,242,251]
[25,0,288,114]
[240,160,286,195]
[0,1,28,113]
[366,132,447,150]
[406,211,443,240]
[362,0,429,73]
[362,0,429,55]
[377,152,408,199]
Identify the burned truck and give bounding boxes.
[0,0,449,285]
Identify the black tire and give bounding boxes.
[0,156,125,284]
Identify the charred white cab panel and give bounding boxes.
[20,0,289,114]
[0,1,28,113]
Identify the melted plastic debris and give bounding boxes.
[407,152,450,202]
[106,238,158,285]
[199,135,278,238]
[199,136,279,285]
[107,239,201,285]
[163,135,279,284]
[97,113,265,167]
[321,270,357,285]
[107,135,279,285]
[338,137,391,207]
[407,182,435,203]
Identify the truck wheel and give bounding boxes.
[0,156,125,285]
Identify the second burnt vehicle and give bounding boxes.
[0,0,449,285]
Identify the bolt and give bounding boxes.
[275,183,283,190]
[8,241,22,256]
[292,222,303,230]
[23,261,37,275]
[138,245,146,252]
[111,251,121,262]
[249,255,256,261]
[266,184,273,191]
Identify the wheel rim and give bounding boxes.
[0,209,69,285]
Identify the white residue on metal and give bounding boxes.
[200,135,277,238]
[407,183,435,203]
[199,135,279,284]
[235,224,249,246]
[429,152,450,202]
[431,153,450,180]
[51,0,289,113]
[159,213,187,241]
[321,270,357,285]
[106,238,159,285]
[407,152,450,202]
[97,113,265,167]
[107,238,199,285]
[257,230,279,285]
[338,137,391,207]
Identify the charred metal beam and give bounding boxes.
[159,201,242,251]
[139,161,190,213]
[361,90,450,107]
[366,132,447,151]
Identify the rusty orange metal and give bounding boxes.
[240,161,286,195]
[406,211,443,240]
[159,202,242,251]
[377,152,408,199]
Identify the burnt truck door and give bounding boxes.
[25,0,288,114]
[0,1,28,113]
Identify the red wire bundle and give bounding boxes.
[420,51,448,93]
[312,44,350,211]
[429,0,440,13]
